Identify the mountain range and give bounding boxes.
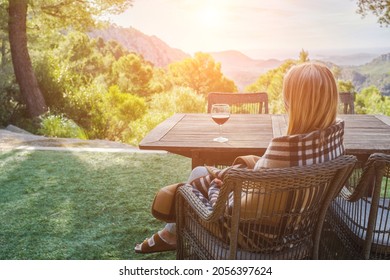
[90,25,390,93]
[340,53,390,95]
[89,25,189,67]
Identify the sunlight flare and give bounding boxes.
[197,6,222,28]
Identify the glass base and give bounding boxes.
[213,136,228,143]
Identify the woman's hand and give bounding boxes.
[213,178,223,188]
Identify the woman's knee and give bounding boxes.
[187,166,209,182]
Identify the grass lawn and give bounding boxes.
[0,150,191,260]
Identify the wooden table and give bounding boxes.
[139,114,390,168]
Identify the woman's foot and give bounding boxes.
[134,229,176,254]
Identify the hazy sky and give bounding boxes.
[109,0,390,59]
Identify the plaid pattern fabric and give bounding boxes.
[189,120,345,210]
[254,119,345,169]
[186,166,232,211]
[186,183,224,212]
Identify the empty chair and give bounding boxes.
[176,155,357,260]
[321,153,390,259]
[339,92,355,114]
[207,92,269,114]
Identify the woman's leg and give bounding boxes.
[158,167,209,242]
[159,223,176,244]
[135,167,210,253]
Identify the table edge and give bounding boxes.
[139,113,185,149]
[375,114,390,126]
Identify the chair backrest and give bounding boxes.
[324,153,390,259]
[176,155,357,260]
[339,92,355,114]
[207,92,269,114]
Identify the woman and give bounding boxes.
[135,62,344,253]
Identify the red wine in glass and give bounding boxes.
[212,115,229,125]
[211,104,230,142]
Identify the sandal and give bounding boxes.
[134,232,176,254]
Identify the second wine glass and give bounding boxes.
[211,104,230,143]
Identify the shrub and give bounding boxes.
[38,113,87,139]
[61,84,148,143]
[103,85,148,141]
[355,86,390,115]
[111,53,153,97]
[125,112,167,146]
[0,90,23,127]
[149,86,207,114]
[124,87,207,146]
[63,82,107,139]
[0,62,25,127]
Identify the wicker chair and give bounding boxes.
[207,92,269,114]
[339,92,355,114]
[176,155,357,260]
[320,153,390,259]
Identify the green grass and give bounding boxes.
[0,150,191,260]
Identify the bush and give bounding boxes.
[103,85,148,142]
[38,113,87,139]
[125,112,167,146]
[0,63,25,127]
[124,87,207,146]
[149,86,207,114]
[61,84,148,143]
[355,86,390,115]
[63,82,107,139]
[0,90,23,127]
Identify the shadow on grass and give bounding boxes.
[0,150,190,260]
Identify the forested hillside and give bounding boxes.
[89,25,189,67]
[341,53,390,96]
[89,25,390,94]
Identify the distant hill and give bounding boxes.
[89,25,389,94]
[89,25,190,67]
[341,53,390,95]
[208,50,283,90]
[313,52,382,66]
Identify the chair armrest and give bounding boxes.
[177,184,231,222]
[339,153,390,202]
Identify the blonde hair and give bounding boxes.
[283,62,339,135]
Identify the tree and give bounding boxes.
[299,49,309,63]
[33,33,94,110]
[1,1,21,125]
[355,85,390,114]
[111,53,153,96]
[8,0,47,117]
[246,59,296,114]
[168,52,237,95]
[7,0,133,118]
[337,80,356,93]
[356,0,390,26]
[331,66,342,80]
[103,85,147,141]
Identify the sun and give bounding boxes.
[197,7,221,28]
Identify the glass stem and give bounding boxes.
[219,125,222,137]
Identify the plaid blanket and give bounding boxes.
[188,120,345,211]
[254,119,345,169]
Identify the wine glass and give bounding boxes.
[211,104,230,143]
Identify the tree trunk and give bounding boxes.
[8,0,47,118]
